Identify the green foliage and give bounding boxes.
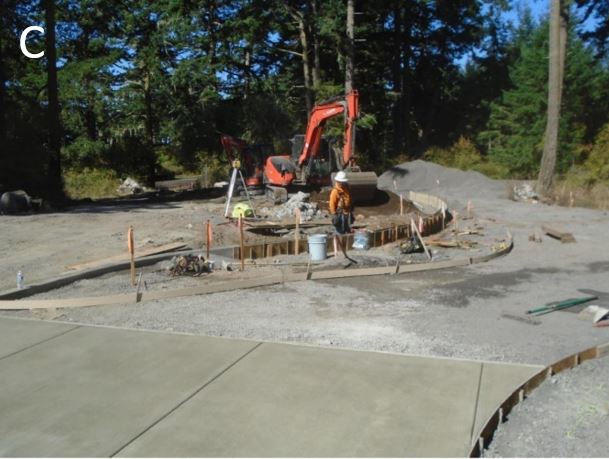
[1,0,608,199]
[63,168,119,199]
[424,137,509,179]
[480,17,609,178]
[584,123,609,182]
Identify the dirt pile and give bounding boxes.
[378,160,505,199]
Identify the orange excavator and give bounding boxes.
[221,90,377,203]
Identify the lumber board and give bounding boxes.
[0,293,135,310]
[550,354,579,375]
[541,225,576,243]
[66,242,187,271]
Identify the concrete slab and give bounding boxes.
[0,323,257,457]
[119,344,539,457]
[0,318,544,457]
[0,317,78,359]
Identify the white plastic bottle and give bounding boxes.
[16,271,24,290]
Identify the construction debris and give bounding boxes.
[261,191,326,221]
[425,238,477,249]
[168,254,212,276]
[578,305,609,324]
[399,237,422,254]
[541,225,576,243]
[117,177,143,194]
[512,182,538,202]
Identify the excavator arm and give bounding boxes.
[297,91,359,170]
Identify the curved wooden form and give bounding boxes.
[0,233,512,311]
[469,341,609,457]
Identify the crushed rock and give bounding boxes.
[260,191,327,221]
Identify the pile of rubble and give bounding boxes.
[261,191,326,221]
[167,254,211,276]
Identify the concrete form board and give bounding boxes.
[472,362,543,445]
[0,322,257,457]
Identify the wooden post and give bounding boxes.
[411,218,431,261]
[239,216,245,271]
[400,194,404,216]
[127,226,135,286]
[205,219,212,260]
[295,209,301,255]
[467,200,472,219]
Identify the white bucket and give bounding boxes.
[308,234,328,261]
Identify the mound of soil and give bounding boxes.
[378,159,505,199]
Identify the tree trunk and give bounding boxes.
[311,0,321,93]
[400,7,412,153]
[537,0,564,195]
[345,0,355,94]
[391,5,403,155]
[0,32,6,144]
[291,8,314,114]
[44,0,63,196]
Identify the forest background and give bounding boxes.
[1,0,608,206]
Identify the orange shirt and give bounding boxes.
[329,183,353,214]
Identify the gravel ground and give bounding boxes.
[2,160,609,456]
[484,355,609,457]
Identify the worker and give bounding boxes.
[329,171,356,260]
[329,171,354,234]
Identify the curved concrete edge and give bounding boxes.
[469,341,609,457]
[0,233,513,311]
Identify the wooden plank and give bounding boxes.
[541,225,576,243]
[0,293,135,310]
[550,354,578,375]
[65,242,187,272]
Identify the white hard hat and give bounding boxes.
[335,171,348,183]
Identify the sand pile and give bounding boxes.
[378,160,505,200]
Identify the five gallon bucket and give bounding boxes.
[308,234,328,261]
[352,230,371,250]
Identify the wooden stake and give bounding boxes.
[295,209,301,255]
[411,218,432,261]
[127,226,135,286]
[205,219,212,260]
[400,194,404,216]
[467,200,472,218]
[239,216,245,271]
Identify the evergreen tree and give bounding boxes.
[480,18,608,177]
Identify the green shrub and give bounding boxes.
[63,168,120,199]
[423,137,510,179]
[584,122,609,182]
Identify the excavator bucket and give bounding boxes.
[342,170,379,205]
